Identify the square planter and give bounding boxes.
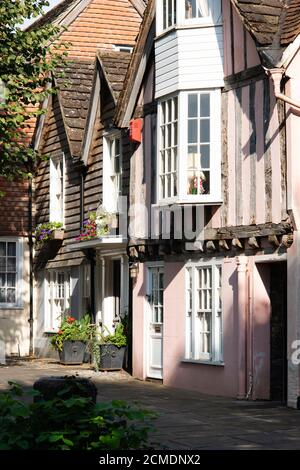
[59,340,86,365]
[50,229,64,241]
[99,344,125,371]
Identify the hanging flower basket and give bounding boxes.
[34,222,64,247]
[50,229,64,241]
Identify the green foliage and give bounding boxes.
[101,322,127,348]
[0,0,69,179]
[0,381,156,450]
[51,314,94,352]
[33,221,63,245]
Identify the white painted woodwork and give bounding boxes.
[155,26,224,98]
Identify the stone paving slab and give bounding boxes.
[1,359,300,450]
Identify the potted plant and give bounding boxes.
[34,221,64,246]
[51,315,94,365]
[98,322,127,371]
[75,207,115,242]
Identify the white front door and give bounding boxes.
[147,266,164,379]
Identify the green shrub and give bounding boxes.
[100,322,127,348]
[0,381,156,450]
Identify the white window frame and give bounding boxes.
[147,264,164,326]
[0,237,23,309]
[49,153,65,225]
[185,259,222,363]
[157,0,221,35]
[44,269,71,332]
[157,89,221,205]
[113,44,133,53]
[103,132,122,214]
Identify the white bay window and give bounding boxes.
[185,261,222,362]
[157,89,221,204]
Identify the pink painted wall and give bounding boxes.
[252,262,271,400]
[285,48,300,407]
[163,258,239,397]
[286,50,300,229]
[132,256,273,399]
[222,0,260,76]
[132,264,147,380]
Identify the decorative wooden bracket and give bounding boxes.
[232,238,243,249]
[248,237,259,249]
[219,239,230,251]
[268,234,280,247]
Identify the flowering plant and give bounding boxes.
[51,314,94,352]
[34,221,64,245]
[75,208,111,242]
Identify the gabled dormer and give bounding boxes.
[155,0,224,205]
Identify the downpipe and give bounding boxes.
[267,68,300,110]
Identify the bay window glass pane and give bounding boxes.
[200,119,210,142]
[167,100,172,122]
[200,94,210,117]
[161,101,166,123]
[186,92,211,196]
[159,96,178,199]
[202,171,210,194]
[173,123,177,145]
[200,145,210,168]
[167,124,172,147]
[173,174,177,196]
[0,274,5,286]
[0,258,6,271]
[188,94,198,118]
[173,96,178,119]
[188,120,197,143]
[161,127,165,148]
[168,0,173,26]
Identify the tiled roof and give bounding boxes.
[232,0,300,65]
[114,0,155,126]
[27,0,87,30]
[55,60,95,157]
[97,51,132,103]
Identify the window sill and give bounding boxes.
[156,22,223,41]
[0,305,23,311]
[154,198,223,207]
[181,358,224,367]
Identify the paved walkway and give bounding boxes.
[1,359,300,450]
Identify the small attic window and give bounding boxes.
[113,44,133,53]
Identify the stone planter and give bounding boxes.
[59,340,86,365]
[99,344,125,371]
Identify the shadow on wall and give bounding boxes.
[136,258,286,401]
[0,313,30,358]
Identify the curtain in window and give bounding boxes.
[197,0,209,17]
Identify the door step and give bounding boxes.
[146,377,163,384]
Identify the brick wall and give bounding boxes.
[0,177,29,236]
